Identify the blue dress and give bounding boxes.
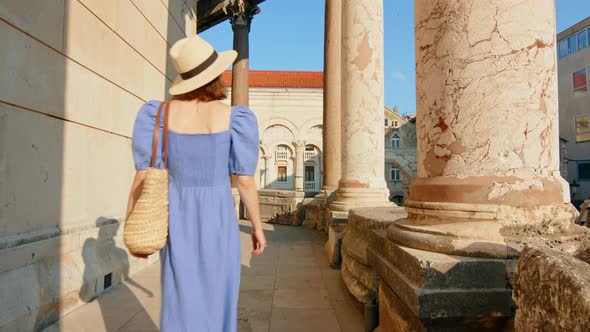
[131,100,259,332]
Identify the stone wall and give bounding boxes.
[513,246,590,332]
[258,189,306,225]
[0,1,195,329]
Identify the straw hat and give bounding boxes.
[168,35,237,96]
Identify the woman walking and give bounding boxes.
[126,35,267,331]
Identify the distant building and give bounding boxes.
[223,70,417,203]
[557,17,590,202]
[384,106,417,204]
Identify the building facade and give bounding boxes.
[223,70,417,202]
[384,106,417,204]
[0,1,197,330]
[558,17,590,203]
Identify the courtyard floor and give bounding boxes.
[43,221,364,332]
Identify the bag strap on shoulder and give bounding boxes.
[150,101,171,168]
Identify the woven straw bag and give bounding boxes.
[124,102,170,256]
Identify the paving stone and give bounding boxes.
[42,223,364,332]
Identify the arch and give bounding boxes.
[260,117,299,138]
[389,194,405,205]
[300,118,323,137]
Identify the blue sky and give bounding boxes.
[201,1,589,116]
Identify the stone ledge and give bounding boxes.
[513,246,590,332]
[368,234,514,321]
[341,260,375,304]
[369,230,511,290]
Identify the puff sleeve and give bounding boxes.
[229,106,260,175]
[131,100,164,170]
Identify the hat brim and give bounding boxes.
[169,50,237,96]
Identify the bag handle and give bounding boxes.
[150,101,171,168]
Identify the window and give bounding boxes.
[384,119,388,126]
[559,39,569,59]
[305,166,314,182]
[277,166,287,182]
[568,35,577,55]
[391,134,400,148]
[392,120,399,127]
[390,167,401,181]
[305,145,314,151]
[573,69,587,96]
[579,162,590,181]
[576,115,590,142]
[578,30,588,50]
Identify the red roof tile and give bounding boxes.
[222,70,324,89]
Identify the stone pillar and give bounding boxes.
[226,3,259,218]
[294,141,305,191]
[388,0,578,257]
[369,1,589,330]
[329,0,389,212]
[227,3,259,107]
[322,0,342,191]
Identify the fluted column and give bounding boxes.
[387,0,579,258]
[227,3,259,107]
[329,0,389,212]
[322,0,342,191]
[294,141,305,191]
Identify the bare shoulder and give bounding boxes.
[209,100,232,113]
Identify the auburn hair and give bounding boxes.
[171,75,228,102]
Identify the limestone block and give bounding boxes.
[130,0,186,45]
[163,0,191,38]
[341,247,376,292]
[513,246,590,332]
[341,258,375,304]
[369,229,514,330]
[325,224,344,267]
[302,196,325,229]
[0,26,143,136]
[0,0,65,51]
[258,190,305,225]
[0,219,156,330]
[1,105,66,237]
[64,0,164,101]
[77,0,170,77]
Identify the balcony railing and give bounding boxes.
[304,182,316,191]
[304,151,317,162]
[275,151,289,161]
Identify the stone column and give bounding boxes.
[227,3,259,107]
[387,0,579,258]
[226,3,259,218]
[322,0,342,191]
[294,141,305,191]
[369,1,589,330]
[329,0,389,212]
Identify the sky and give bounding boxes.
[201,0,590,116]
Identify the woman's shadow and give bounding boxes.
[79,218,158,331]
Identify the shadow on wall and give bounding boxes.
[79,218,157,331]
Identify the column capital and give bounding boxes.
[292,140,307,148]
[224,0,260,31]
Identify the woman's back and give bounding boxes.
[132,100,258,188]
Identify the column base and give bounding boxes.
[387,200,584,258]
[329,187,392,212]
[369,229,515,332]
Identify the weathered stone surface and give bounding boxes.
[341,259,375,304]
[341,248,376,292]
[513,246,590,332]
[325,224,345,267]
[338,207,406,303]
[302,195,326,230]
[258,189,306,225]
